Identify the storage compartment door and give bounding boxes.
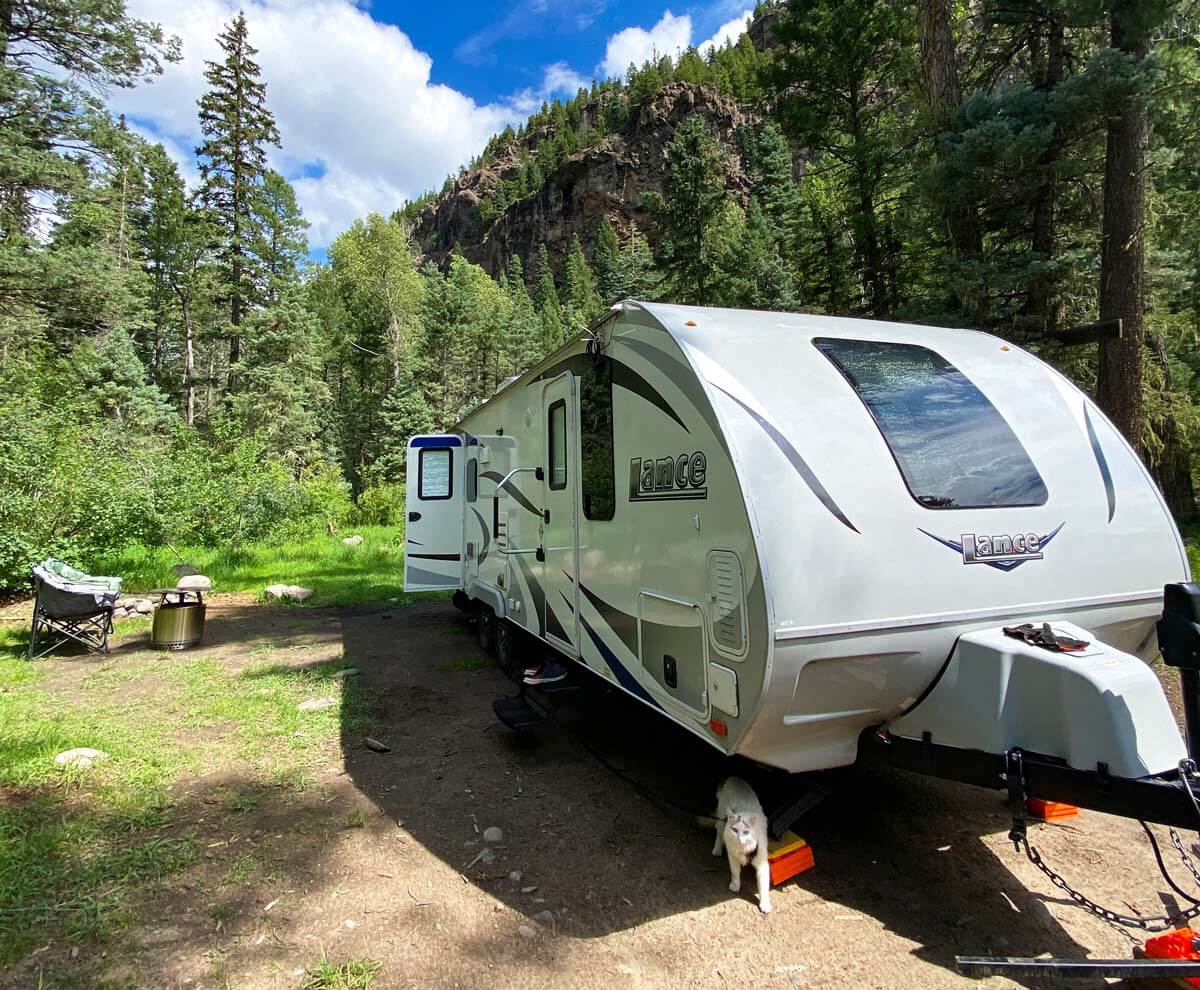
[638,592,709,718]
[404,435,464,591]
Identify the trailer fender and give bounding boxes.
[466,580,506,620]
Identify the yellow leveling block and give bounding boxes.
[767,831,815,887]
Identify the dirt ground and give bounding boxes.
[6,597,1200,989]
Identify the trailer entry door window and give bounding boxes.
[418,447,453,500]
[548,399,567,491]
[580,357,615,520]
[814,338,1048,509]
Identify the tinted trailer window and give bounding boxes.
[814,338,1048,509]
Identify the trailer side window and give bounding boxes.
[580,357,615,521]
[814,338,1048,509]
[465,457,478,503]
[548,399,567,491]
[418,447,453,500]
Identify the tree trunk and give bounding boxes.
[1096,7,1149,456]
[918,0,983,320]
[1025,15,1066,334]
[180,293,196,426]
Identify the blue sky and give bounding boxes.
[114,0,755,249]
[398,0,750,103]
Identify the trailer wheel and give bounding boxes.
[477,606,497,654]
[496,620,517,676]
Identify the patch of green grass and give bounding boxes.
[0,635,370,963]
[1184,522,1199,576]
[88,526,449,607]
[304,955,382,990]
[435,653,493,672]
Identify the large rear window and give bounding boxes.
[814,338,1048,510]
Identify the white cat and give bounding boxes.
[712,776,772,913]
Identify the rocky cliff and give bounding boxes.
[410,82,758,279]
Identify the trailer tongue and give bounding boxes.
[866,581,1200,835]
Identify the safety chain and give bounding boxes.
[1170,827,1200,891]
[1020,838,1200,932]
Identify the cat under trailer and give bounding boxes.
[404,300,1200,841]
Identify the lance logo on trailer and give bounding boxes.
[918,522,1066,571]
[628,452,708,502]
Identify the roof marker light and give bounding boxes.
[685,320,698,327]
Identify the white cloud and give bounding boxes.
[509,60,592,116]
[116,0,522,247]
[542,61,590,97]
[698,8,753,54]
[599,10,692,80]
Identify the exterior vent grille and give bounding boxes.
[707,550,746,657]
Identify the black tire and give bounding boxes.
[496,620,518,677]
[477,606,497,654]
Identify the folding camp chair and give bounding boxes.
[27,559,122,659]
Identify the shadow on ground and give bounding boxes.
[0,597,1124,988]
[335,600,1094,986]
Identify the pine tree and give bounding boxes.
[769,0,916,317]
[138,144,186,380]
[372,376,435,480]
[644,114,732,305]
[593,215,624,305]
[196,11,281,387]
[742,123,800,244]
[502,255,541,375]
[250,170,308,305]
[620,222,660,300]
[232,291,328,467]
[530,244,563,353]
[562,233,600,328]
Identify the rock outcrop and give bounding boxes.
[411,83,758,279]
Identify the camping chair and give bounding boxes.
[27,559,122,659]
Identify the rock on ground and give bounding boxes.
[176,574,212,591]
[54,748,110,769]
[264,584,313,601]
[297,698,336,712]
[342,535,364,546]
[483,826,503,843]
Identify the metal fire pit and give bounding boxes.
[150,589,206,650]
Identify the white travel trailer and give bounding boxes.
[405,300,1200,830]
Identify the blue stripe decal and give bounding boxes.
[1083,404,1116,523]
[410,436,462,448]
[580,616,660,709]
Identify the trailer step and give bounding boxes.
[493,695,546,731]
[526,680,581,697]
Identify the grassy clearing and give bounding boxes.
[88,525,443,607]
[0,626,377,966]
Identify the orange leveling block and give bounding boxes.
[767,831,814,887]
[1026,797,1079,821]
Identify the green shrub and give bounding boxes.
[0,369,358,590]
[350,484,405,526]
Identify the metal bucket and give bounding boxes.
[151,600,206,650]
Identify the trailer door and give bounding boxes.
[403,435,463,592]
[541,374,580,654]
